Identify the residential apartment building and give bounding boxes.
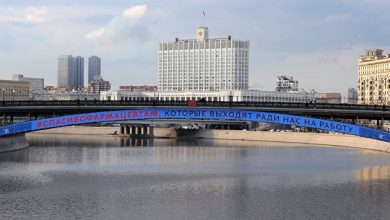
[358,49,390,104]
[275,75,298,92]
[88,76,111,94]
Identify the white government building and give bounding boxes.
[101,27,313,102]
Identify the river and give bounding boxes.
[1,134,390,219]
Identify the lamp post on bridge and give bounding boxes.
[2,88,4,103]
[12,89,15,101]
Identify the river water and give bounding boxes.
[1,134,390,220]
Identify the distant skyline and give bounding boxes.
[0,0,390,96]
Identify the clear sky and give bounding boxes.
[0,0,389,97]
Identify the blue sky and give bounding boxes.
[0,0,390,96]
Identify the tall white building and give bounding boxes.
[158,27,249,92]
[88,56,101,84]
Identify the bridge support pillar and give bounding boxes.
[126,125,130,134]
[120,125,125,135]
[130,126,136,135]
[137,126,142,135]
[381,117,384,130]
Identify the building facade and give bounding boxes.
[58,55,84,90]
[88,56,101,84]
[348,88,358,104]
[158,27,249,92]
[101,90,314,103]
[75,56,84,89]
[0,80,30,101]
[275,75,298,92]
[358,49,390,104]
[32,93,99,101]
[119,85,157,92]
[88,76,111,94]
[12,74,44,93]
[313,92,342,104]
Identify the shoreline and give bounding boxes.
[28,126,390,153]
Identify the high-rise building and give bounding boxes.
[58,55,84,89]
[12,74,44,92]
[75,56,84,89]
[88,76,111,94]
[275,75,298,92]
[158,27,249,92]
[88,56,101,84]
[358,49,390,104]
[58,55,73,88]
[347,88,358,104]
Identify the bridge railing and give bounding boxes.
[1,100,390,111]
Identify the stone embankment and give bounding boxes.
[30,126,390,153]
[0,134,29,153]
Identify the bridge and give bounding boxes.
[0,105,390,143]
[1,100,390,121]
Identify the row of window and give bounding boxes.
[159,41,249,50]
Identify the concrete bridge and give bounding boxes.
[0,107,389,143]
[0,100,390,125]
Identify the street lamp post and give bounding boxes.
[12,89,15,101]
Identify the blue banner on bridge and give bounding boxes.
[0,108,389,142]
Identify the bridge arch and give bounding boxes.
[0,108,389,142]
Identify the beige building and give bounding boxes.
[0,80,31,101]
[358,49,390,104]
[314,92,341,104]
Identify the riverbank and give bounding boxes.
[29,126,390,153]
[0,134,29,153]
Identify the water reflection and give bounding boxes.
[356,166,390,182]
